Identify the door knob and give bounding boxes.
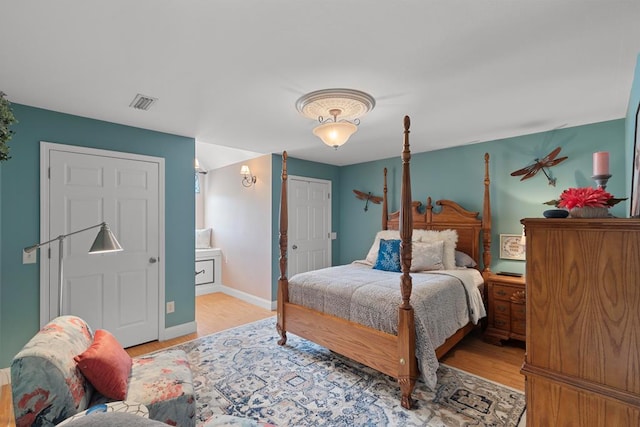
[149,257,158,264]
[292,245,298,250]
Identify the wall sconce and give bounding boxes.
[241,165,256,187]
[195,158,207,175]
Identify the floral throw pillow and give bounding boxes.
[373,239,401,272]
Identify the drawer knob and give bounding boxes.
[149,257,158,264]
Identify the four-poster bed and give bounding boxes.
[276,116,492,409]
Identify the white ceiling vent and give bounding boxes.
[129,94,158,111]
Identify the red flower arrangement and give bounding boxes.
[545,187,626,210]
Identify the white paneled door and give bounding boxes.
[288,176,331,277]
[42,143,163,347]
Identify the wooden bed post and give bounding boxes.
[276,151,289,345]
[481,153,492,277]
[382,168,388,230]
[397,115,418,409]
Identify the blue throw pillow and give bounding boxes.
[373,239,401,272]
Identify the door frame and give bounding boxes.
[287,175,332,275]
[39,142,166,334]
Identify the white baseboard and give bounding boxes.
[218,285,274,312]
[161,286,274,342]
[160,320,197,341]
[0,367,10,386]
[195,283,223,296]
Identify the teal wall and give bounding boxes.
[337,119,627,275]
[0,104,196,367]
[271,154,341,298]
[626,53,640,211]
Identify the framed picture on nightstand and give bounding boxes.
[499,234,526,260]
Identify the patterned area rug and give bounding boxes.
[171,317,526,426]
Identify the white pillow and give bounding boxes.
[365,230,423,265]
[411,241,445,272]
[195,228,212,249]
[365,230,400,264]
[416,229,458,270]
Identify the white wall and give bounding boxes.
[204,156,273,301]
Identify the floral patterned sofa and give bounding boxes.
[10,315,196,427]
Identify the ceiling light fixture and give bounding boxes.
[296,89,375,149]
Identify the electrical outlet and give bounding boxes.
[166,301,175,313]
[23,249,37,264]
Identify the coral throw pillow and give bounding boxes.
[74,329,132,400]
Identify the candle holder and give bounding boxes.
[592,174,612,189]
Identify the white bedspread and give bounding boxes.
[288,263,486,389]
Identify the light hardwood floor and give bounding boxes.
[0,292,525,426]
[126,292,275,357]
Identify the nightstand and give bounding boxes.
[484,273,526,345]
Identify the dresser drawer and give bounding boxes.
[511,319,526,336]
[195,259,215,285]
[492,284,516,301]
[511,303,525,320]
[493,314,510,331]
[493,300,510,317]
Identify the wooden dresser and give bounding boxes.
[521,218,640,426]
[484,273,526,344]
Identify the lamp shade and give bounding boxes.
[240,165,251,175]
[89,224,123,254]
[313,121,358,149]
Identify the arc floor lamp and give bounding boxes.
[23,222,123,316]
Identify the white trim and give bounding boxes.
[160,320,197,341]
[39,142,166,344]
[0,368,10,386]
[218,285,273,311]
[195,283,223,296]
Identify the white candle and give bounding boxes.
[593,151,609,176]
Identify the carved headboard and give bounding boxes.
[381,153,492,273]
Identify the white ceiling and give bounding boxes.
[1,1,639,169]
